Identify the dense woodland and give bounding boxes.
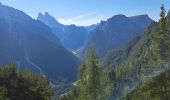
[113,5,170,100]
[0,64,53,100]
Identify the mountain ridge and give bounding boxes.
[0,4,80,81]
[79,14,154,58]
[37,12,90,51]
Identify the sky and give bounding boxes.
[0,0,169,26]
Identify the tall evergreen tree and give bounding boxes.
[152,4,170,96]
[77,48,112,100]
[152,4,170,61]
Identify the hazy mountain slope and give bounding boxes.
[107,22,159,99]
[0,4,80,81]
[37,13,89,51]
[80,14,154,57]
[105,11,170,99]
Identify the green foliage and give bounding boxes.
[58,48,113,100]
[0,63,53,100]
[79,48,102,100]
[0,86,10,100]
[76,48,112,100]
[152,4,170,61]
[122,70,170,100]
[103,5,170,99]
[112,23,161,98]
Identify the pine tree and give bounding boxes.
[87,48,101,100]
[58,48,113,100]
[77,48,112,100]
[152,4,170,96]
[152,4,170,61]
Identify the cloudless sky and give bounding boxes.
[0,0,169,26]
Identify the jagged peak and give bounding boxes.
[38,12,43,16]
[44,12,56,20]
[37,13,45,22]
[37,13,44,18]
[38,12,51,19]
[45,12,50,16]
[37,12,53,19]
[37,12,63,27]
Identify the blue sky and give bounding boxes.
[0,0,169,26]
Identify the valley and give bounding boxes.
[0,1,169,100]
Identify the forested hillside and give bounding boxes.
[0,64,52,100]
[122,70,170,100]
[104,5,170,99]
[121,5,170,100]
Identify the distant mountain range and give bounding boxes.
[0,4,80,81]
[37,13,92,51]
[0,3,154,82]
[37,13,153,59]
[79,14,154,57]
